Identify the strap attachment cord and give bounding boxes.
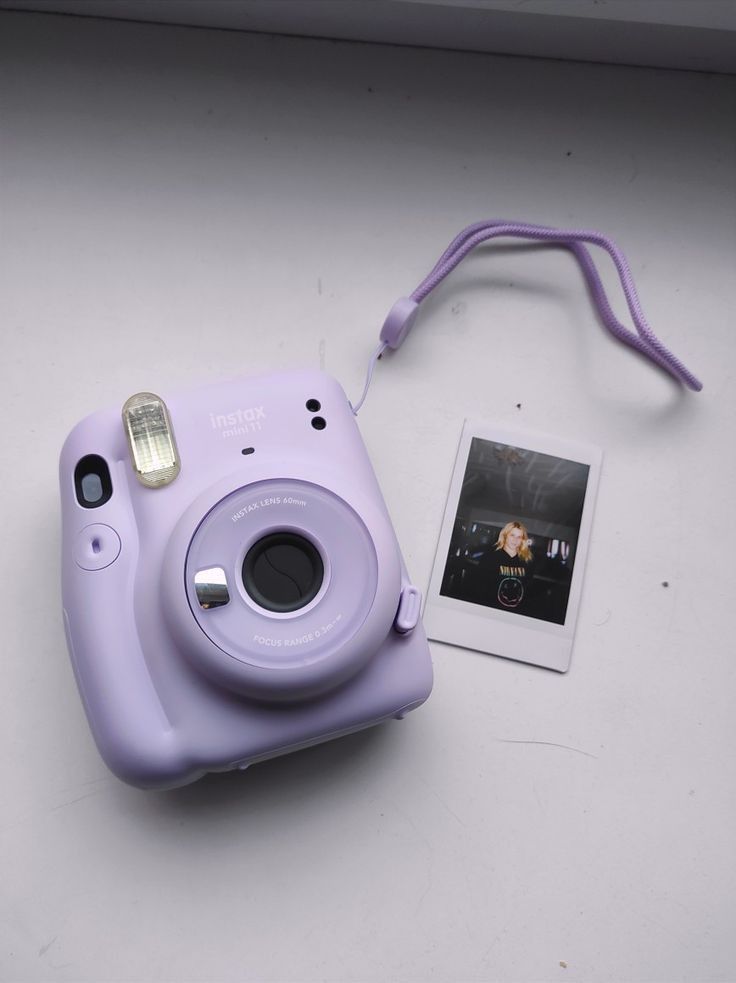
[352,219,702,415]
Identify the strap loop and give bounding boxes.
[352,220,702,414]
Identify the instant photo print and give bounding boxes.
[424,423,601,672]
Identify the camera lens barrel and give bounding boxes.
[172,477,400,703]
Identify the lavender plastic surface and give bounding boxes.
[60,369,433,789]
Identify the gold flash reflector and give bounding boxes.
[122,392,180,488]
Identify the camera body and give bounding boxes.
[60,369,432,789]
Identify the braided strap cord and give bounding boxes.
[353,220,702,413]
[410,220,702,391]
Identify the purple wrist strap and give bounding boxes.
[353,219,703,412]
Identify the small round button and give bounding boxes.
[73,524,122,571]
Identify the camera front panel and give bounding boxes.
[60,369,432,786]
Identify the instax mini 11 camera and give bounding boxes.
[60,370,433,789]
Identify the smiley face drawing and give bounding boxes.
[498,576,524,608]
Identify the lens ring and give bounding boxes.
[242,532,324,613]
[184,481,375,658]
[180,478,388,693]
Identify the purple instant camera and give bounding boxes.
[60,370,433,789]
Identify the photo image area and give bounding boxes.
[440,438,591,626]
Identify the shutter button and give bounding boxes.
[394,585,421,634]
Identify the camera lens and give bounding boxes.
[242,532,324,613]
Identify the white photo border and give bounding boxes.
[423,421,602,672]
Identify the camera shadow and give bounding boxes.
[108,721,401,820]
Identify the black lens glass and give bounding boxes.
[242,532,324,613]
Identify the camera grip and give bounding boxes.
[62,465,196,789]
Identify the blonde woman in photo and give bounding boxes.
[480,521,533,610]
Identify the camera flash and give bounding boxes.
[122,392,180,488]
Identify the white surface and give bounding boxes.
[2,0,736,74]
[1,11,735,983]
